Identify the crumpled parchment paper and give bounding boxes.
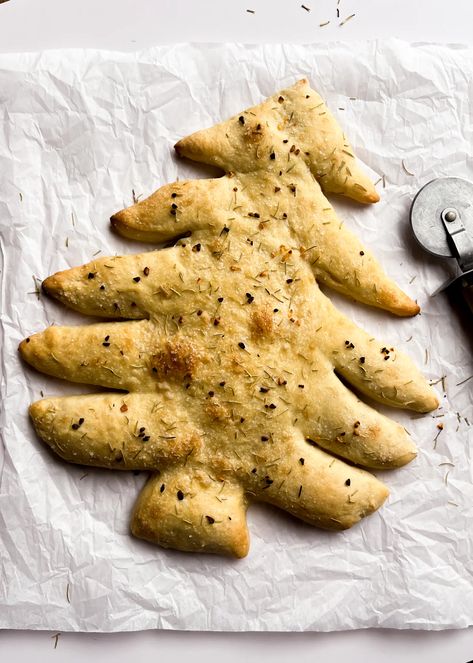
[1,39,473,632]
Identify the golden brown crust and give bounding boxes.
[20,79,437,557]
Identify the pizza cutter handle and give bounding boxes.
[447,270,473,315]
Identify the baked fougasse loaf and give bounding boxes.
[19,79,438,558]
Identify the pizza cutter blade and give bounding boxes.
[410,177,473,310]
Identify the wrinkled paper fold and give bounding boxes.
[1,40,473,631]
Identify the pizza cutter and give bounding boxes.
[410,177,473,311]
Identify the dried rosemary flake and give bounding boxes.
[339,13,355,26]
[456,375,473,387]
[401,159,415,176]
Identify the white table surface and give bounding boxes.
[1,1,473,661]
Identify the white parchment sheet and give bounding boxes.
[1,40,473,631]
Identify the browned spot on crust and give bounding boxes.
[204,400,229,422]
[151,341,197,380]
[165,432,202,462]
[244,121,265,144]
[250,307,273,340]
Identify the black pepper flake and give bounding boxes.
[206,516,215,524]
[278,96,284,103]
[99,284,105,290]
[251,468,257,473]
[274,186,281,192]
[240,417,245,423]
[260,387,269,393]
[359,251,364,256]
[171,192,177,198]
[354,421,360,429]
[25,337,30,343]
[197,309,203,316]
[273,308,279,313]
[177,490,184,501]
[152,367,158,373]
[282,212,287,219]
[170,208,176,216]
[218,296,224,303]
[360,356,366,364]
[219,381,226,387]
[213,317,220,326]
[286,278,293,284]
[185,383,191,389]
[345,340,355,349]
[171,203,178,210]
[71,419,83,430]
[268,403,277,409]
[160,483,166,492]
[283,139,289,143]
[102,341,110,347]
[133,276,141,283]
[298,384,305,389]
[143,267,150,276]
[248,212,260,218]
[270,152,276,160]
[238,115,245,125]
[208,391,215,397]
[299,458,305,465]
[345,479,351,486]
[221,225,230,235]
[192,243,201,252]
[87,272,95,279]
[263,476,273,488]
[245,292,254,303]
[261,435,269,442]
[142,435,150,442]
[238,342,246,349]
